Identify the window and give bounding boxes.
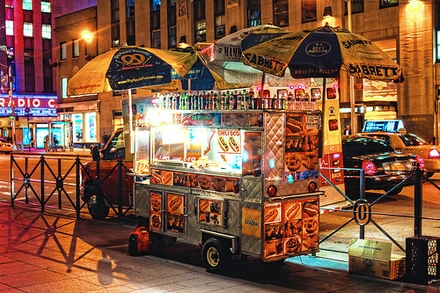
[126,0,135,17]
[214,0,225,39]
[437,31,440,61]
[5,20,13,36]
[23,10,33,22]
[193,0,206,42]
[126,0,135,45]
[345,0,364,14]
[43,64,53,93]
[152,30,161,48]
[247,0,261,27]
[42,24,51,39]
[23,22,33,37]
[23,0,32,11]
[24,64,35,92]
[41,1,51,13]
[151,0,161,46]
[380,0,398,9]
[60,42,67,60]
[273,0,288,27]
[72,39,79,58]
[111,0,120,22]
[168,0,177,48]
[301,0,316,23]
[61,77,67,98]
[111,0,120,46]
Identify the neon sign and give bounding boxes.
[0,94,58,117]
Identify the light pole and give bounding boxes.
[0,62,15,149]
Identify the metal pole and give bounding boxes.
[347,0,357,134]
[8,66,15,149]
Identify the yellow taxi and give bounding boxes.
[359,120,440,177]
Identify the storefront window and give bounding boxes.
[85,112,97,142]
[72,113,83,142]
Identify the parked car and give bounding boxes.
[357,130,440,178]
[80,128,133,220]
[342,136,425,198]
[0,138,14,153]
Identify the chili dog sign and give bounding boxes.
[217,129,241,154]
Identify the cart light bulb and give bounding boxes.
[267,185,277,197]
[269,158,275,169]
[308,181,318,193]
[289,85,294,89]
[257,85,262,91]
[242,150,249,163]
[287,174,294,184]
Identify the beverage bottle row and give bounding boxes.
[154,90,317,111]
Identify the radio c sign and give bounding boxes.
[0,96,57,117]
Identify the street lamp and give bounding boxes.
[0,62,15,149]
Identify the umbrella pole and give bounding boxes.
[319,78,327,159]
[260,72,266,98]
[128,89,134,154]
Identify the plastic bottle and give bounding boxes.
[279,93,286,110]
[310,93,317,111]
[295,93,302,110]
[201,91,207,110]
[228,91,234,110]
[187,92,193,110]
[287,92,294,110]
[181,92,187,110]
[272,94,278,109]
[242,90,248,109]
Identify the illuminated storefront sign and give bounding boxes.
[0,94,58,117]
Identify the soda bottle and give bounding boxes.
[287,92,294,110]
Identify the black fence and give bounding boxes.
[9,152,134,223]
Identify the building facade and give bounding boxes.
[54,0,440,144]
[0,0,96,149]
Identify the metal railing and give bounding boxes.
[318,165,437,254]
[9,152,133,222]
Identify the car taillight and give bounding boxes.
[416,155,425,169]
[428,148,440,159]
[362,160,377,175]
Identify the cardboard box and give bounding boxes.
[348,238,406,280]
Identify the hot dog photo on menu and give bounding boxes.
[167,193,184,215]
[217,129,241,154]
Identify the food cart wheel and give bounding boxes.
[201,238,231,273]
[87,194,110,220]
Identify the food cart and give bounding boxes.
[129,90,324,272]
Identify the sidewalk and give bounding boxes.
[1,203,440,292]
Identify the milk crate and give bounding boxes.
[406,236,440,284]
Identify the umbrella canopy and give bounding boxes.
[68,46,196,96]
[172,50,251,90]
[242,24,403,82]
[199,24,290,85]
